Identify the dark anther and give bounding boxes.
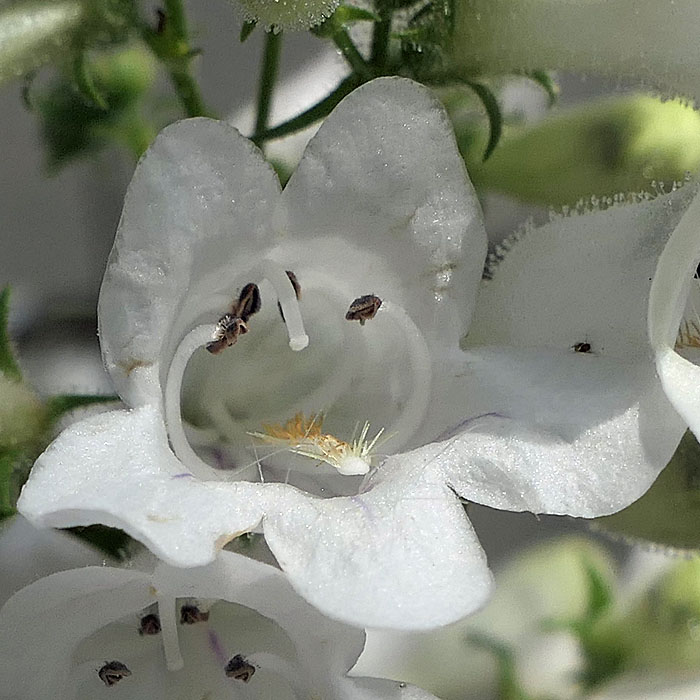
[345,294,382,326]
[572,341,592,353]
[206,314,249,354]
[225,654,256,682]
[278,270,301,321]
[138,613,161,636]
[235,283,262,321]
[180,604,210,624]
[98,661,132,686]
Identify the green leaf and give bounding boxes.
[463,80,503,160]
[525,69,559,107]
[240,19,257,42]
[45,393,119,423]
[0,287,22,382]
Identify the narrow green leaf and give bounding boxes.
[45,393,119,422]
[526,69,559,107]
[463,80,503,161]
[0,448,26,521]
[240,19,257,42]
[0,287,22,381]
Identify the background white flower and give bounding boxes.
[0,549,438,700]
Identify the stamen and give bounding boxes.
[165,324,223,477]
[98,661,131,686]
[139,613,161,636]
[261,261,308,351]
[156,595,185,671]
[180,604,209,624]
[345,294,382,325]
[376,300,432,450]
[224,654,256,682]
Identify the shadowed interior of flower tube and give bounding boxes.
[164,245,433,497]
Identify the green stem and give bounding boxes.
[370,10,391,71]
[163,0,188,39]
[254,31,283,143]
[170,64,209,118]
[143,0,211,118]
[252,75,361,143]
[333,28,372,79]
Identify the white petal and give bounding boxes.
[405,347,685,517]
[453,0,700,102]
[18,406,267,567]
[263,460,492,630]
[470,186,696,359]
[99,118,282,406]
[416,188,697,517]
[281,77,487,347]
[649,189,700,439]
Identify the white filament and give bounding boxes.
[156,595,184,671]
[259,260,309,351]
[376,300,432,451]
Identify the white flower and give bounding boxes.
[17,76,698,630]
[451,0,700,102]
[0,549,437,700]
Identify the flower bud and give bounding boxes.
[465,94,700,207]
[0,0,133,86]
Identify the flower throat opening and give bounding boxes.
[164,259,432,488]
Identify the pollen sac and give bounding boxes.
[235,282,261,321]
[225,654,256,683]
[98,661,131,686]
[180,604,210,624]
[345,294,382,326]
[206,314,249,354]
[138,613,161,635]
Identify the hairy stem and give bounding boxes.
[253,31,283,145]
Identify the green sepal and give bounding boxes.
[37,45,157,167]
[240,19,258,42]
[0,449,22,521]
[523,69,559,107]
[0,287,22,382]
[594,431,700,551]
